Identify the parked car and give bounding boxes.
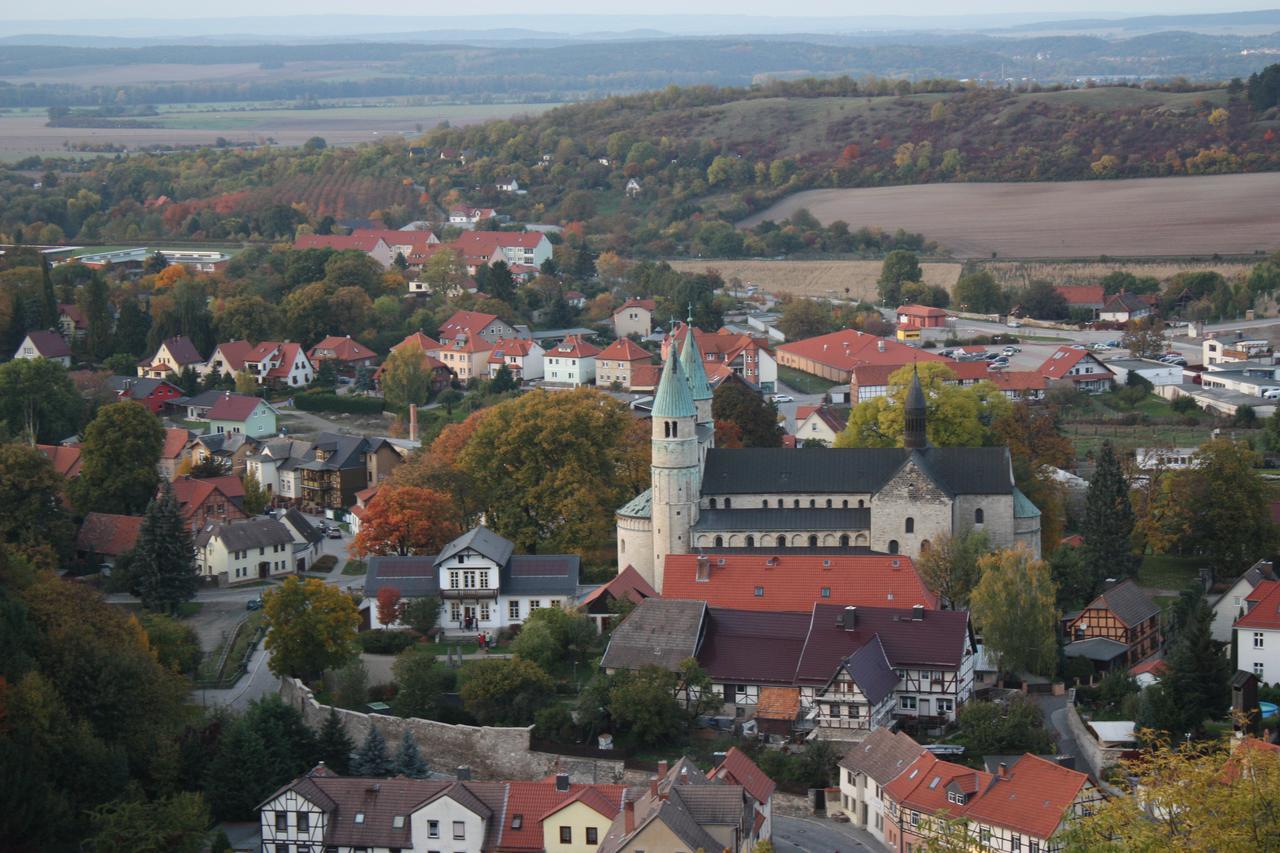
[1007,320,1022,328]
[1105,340,1122,348]
[1001,346,1021,356]
[984,351,1004,361]
[246,597,263,611]
[327,528,343,540]
[1263,388,1280,400]
[772,394,794,403]
[1070,343,1087,350]
[1090,343,1109,351]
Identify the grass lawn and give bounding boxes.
[342,560,368,576]
[777,365,837,396]
[1138,555,1202,591]
[175,601,203,618]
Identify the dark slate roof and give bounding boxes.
[697,608,812,685]
[363,556,441,599]
[1092,580,1161,628]
[435,525,514,567]
[106,376,174,399]
[183,389,228,410]
[842,634,898,705]
[600,599,707,671]
[795,603,970,683]
[195,517,294,551]
[701,447,1012,496]
[301,433,369,471]
[668,785,746,829]
[195,432,259,455]
[839,728,926,785]
[693,507,870,532]
[1063,637,1130,662]
[282,508,323,544]
[500,555,580,595]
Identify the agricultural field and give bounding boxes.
[979,258,1259,289]
[0,101,560,161]
[665,258,961,302]
[740,174,1280,259]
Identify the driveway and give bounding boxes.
[774,815,877,853]
[195,644,281,712]
[1033,692,1080,761]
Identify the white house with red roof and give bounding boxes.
[137,335,204,379]
[544,335,601,386]
[450,231,552,274]
[794,404,849,446]
[487,337,544,381]
[661,323,777,393]
[438,309,519,344]
[292,233,395,268]
[204,340,314,388]
[14,330,72,366]
[307,335,377,377]
[612,298,657,338]
[56,303,88,342]
[1038,346,1113,394]
[1235,578,1280,685]
[448,206,498,226]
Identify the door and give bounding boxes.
[258,561,270,579]
[463,605,476,630]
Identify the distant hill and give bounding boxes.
[1000,9,1280,35]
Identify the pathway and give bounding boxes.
[774,815,877,853]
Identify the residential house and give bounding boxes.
[496,177,522,193]
[195,517,299,584]
[308,335,378,378]
[1134,446,1199,472]
[137,335,204,379]
[37,444,82,479]
[487,337,545,382]
[849,361,995,403]
[204,340,315,388]
[984,370,1048,402]
[794,404,848,446]
[1200,360,1280,397]
[362,526,580,633]
[351,228,440,267]
[13,330,71,366]
[246,438,315,501]
[883,752,991,853]
[544,335,600,386]
[1212,560,1276,643]
[348,484,379,535]
[1099,290,1154,323]
[706,747,777,841]
[280,507,325,571]
[595,338,654,390]
[1203,336,1274,366]
[56,303,88,341]
[448,206,498,226]
[451,231,552,273]
[75,512,143,568]
[365,437,413,486]
[291,233,396,269]
[191,432,261,476]
[576,565,659,633]
[837,727,927,845]
[1039,347,1114,394]
[1103,357,1183,387]
[1234,578,1280,685]
[612,298,657,339]
[106,376,185,413]
[437,334,495,384]
[206,392,279,438]
[1064,579,1162,669]
[501,776,627,853]
[299,433,372,512]
[896,304,949,329]
[776,330,947,384]
[158,427,196,480]
[661,323,777,394]
[182,389,231,420]
[625,177,642,197]
[171,475,247,532]
[439,309,520,344]
[1053,285,1106,319]
[565,290,587,309]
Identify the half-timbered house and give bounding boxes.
[1064,579,1162,669]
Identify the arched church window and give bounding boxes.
[776,537,786,549]
[808,535,818,547]
[709,498,717,509]
[975,507,984,525]
[663,421,671,438]
[724,498,731,509]
[888,540,899,555]
[746,535,755,548]
[793,499,800,508]
[671,421,678,438]
[809,499,816,508]
[905,518,915,534]
[857,499,865,508]
[714,536,723,547]
[921,539,931,554]
[826,499,833,508]
[840,534,850,546]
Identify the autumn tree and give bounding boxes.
[1120,317,1168,360]
[877,250,922,305]
[133,482,199,615]
[969,549,1058,677]
[262,577,359,680]
[952,270,1006,313]
[712,382,783,448]
[351,486,462,557]
[375,587,403,628]
[459,657,555,725]
[836,363,1011,448]
[73,400,164,515]
[379,344,432,410]
[778,298,839,340]
[0,442,75,570]
[456,389,649,556]
[0,357,83,443]
[916,531,990,610]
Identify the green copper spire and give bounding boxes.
[653,348,696,420]
[680,325,713,402]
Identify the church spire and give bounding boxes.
[680,322,713,404]
[653,348,695,420]
[903,365,927,450]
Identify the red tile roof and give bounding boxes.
[986,370,1049,393]
[1039,347,1103,380]
[351,228,437,252]
[211,340,257,372]
[439,310,500,339]
[795,603,969,682]
[308,335,377,363]
[37,444,82,478]
[391,331,442,353]
[452,230,547,253]
[897,303,949,318]
[598,337,653,363]
[776,329,947,373]
[885,753,991,820]
[1236,580,1280,630]
[292,233,386,253]
[615,298,657,315]
[487,337,537,358]
[501,780,626,851]
[630,364,661,390]
[1128,657,1168,677]
[207,393,268,422]
[23,330,71,358]
[964,755,1089,840]
[710,747,776,805]
[76,512,144,556]
[1060,534,1085,548]
[162,428,193,460]
[171,476,244,517]
[578,565,659,611]
[58,303,87,329]
[662,553,938,612]
[1054,285,1105,306]
[549,334,600,358]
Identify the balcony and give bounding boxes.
[440,588,499,600]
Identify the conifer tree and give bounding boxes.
[393,729,428,778]
[133,482,199,614]
[350,726,391,777]
[1157,598,1232,739]
[316,707,354,775]
[203,721,270,821]
[1082,441,1139,586]
[40,256,58,329]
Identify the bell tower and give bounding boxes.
[904,366,927,450]
[649,349,700,592]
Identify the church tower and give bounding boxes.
[650,349,700,592]
[680,320,714,431]
[904,366,928,450]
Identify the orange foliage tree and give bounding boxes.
[351,485,463,557]
[376,587,403,627]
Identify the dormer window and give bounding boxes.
[392,815,405,828]
[354,813,365,824]
[457,555,465,564]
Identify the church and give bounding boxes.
[616,332,1042,593]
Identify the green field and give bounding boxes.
[1138,555,1203,592]
[777,365,838,395]
[148,101,562,132]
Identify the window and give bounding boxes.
[810,499,816,508]
[453,821,465,840]
[560,826,572,843]
[821,587,830,598]
[900,696,917,710]
[754,586,764,597]
[826,499,832,508]
[1255,632,1265,649]
[974,507,984,524]
[1012,836,1022,852]
[709,498,717,508]
[276,812,287,830]
[888,540,899,555]
[714,536,723,547]
[746,536,755,548]
[1255,661,1265,679]
[392,816,405,829]
[509,600,520,619]
[429,820,440,838]
[586,827,598,844]
[1031,841,1040,853]
[449,602,461,623]
[463,570,477,588]
[530,600,542,611]
[809,535,818,547]
[937,698,954,714]
[297,812,309,832]
[905,517,914,533]
[793,499,800,508]
[354,813,365,825]
[449,571,460,589]
[980,829,990,845]
[479,571,490,588]
[724,498,732,508]
[480,602,491,621]
[778,499,783,508]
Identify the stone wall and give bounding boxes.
[1064,704,1128,779]
[279,678,626,784]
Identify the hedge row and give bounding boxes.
[356,630,420,655]
[293,393,385,414]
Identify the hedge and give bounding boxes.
[293,393,385,414]
[357,630,419,655]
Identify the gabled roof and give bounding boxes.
[549,334,600,358]
[171,476,245,514]
[487,337,538,359]
[842,634,898,704]
[452,230,546,253]
[363,555,441,599]
[37,443,82,478]
[839,728,926,785]
[162,427,194,460]
[662,553,937,612]
[439,310,501,338]
[210,340,257,371]
[712,747,776,805]
[158,335,203,365]
[195,517,294,551]
[207,393,272,423]
[775,329,948,373]
[1103,290,1151,313]
[502,780,626,852]
[1236,580,1280,631]
[391,331,442,353]
[600,598,707,671]
[795,603,970,682]
[884,753,991,819]
[434,525,515,568]
[58,303,87,329]
[76,512,144,556]
[282,508,324,544]
[1039,347,1105,380]
[754,686,801,721]
[292,233,388,253]
[614,298,657,315]
[21,330,70,358]
[107,376,183,400]
[597,337,653,362]
[697,608,813,685]
[796,404,848,435]
[577,565,658,611]
[1053,285,1105,306]
[964,754,1089,840]
[1084,579,1160,628]
[308,335,376,362]
[897,303,949,318]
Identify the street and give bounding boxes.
[774,815,877,853]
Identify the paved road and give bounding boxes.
[1033,693,1080,762]
[196,644,281,712]
[774,815,877,853]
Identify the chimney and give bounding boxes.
[877,340,886,352]
[998,762,1008,778]
[649,777,658,798]
[679,767,689,784]
[623,794,635,834]
[456,765,471,781]
[657,760,669,778]
[408,404,419,443]
[555,773,570,792]
[696,555,710,582]
[841,606,857,630]
[912,604,925,621]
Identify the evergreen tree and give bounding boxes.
[393,730,428,778]
[81,273,113,361]
[40,256,58,329]
[1082,441,1139,584]
[113,298,151,358]
[316,707,354,775]
[490,364,517,393]
[1157,598,1232,739]
[133,482,199,614]
[350,727,391,777]
[203,720,269,821]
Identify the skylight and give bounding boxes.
[393,816,405,828]
[929,776,941,789]
[512,814,523,829]
[355,813,365,824]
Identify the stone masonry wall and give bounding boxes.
[280,678,626,784]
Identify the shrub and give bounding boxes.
[1171,396,1200,414]
[368,682,399,702]
[357,630,419,655]
[312,555,338,573]
[294,392,385,414]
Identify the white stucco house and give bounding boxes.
[543,335,600,386]
[195,517,301,584]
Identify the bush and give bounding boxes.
[1172,396,1200,414]
[368,682,398,702]
[533,704,579,742]
[312,555,338,573]
[294,392,385,414]
[357,630,419,655]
